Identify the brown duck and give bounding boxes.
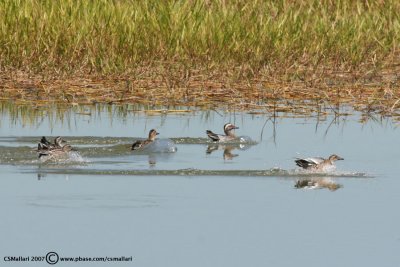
[131,129,159,150]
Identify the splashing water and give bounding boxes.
[238,135,257,144]
[38,151,88,164]
[67,151,88,163]
[132,139,178,153]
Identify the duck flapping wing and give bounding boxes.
[295,157,325,168]
[206,130,220,142]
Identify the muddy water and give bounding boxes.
[0,104,399,267]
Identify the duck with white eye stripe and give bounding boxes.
[206,123,239,142]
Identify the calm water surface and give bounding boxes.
[0,105,399,267]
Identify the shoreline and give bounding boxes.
[1,67,399,116]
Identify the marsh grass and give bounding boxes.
[0,0,399,113]
[1,0,399,73]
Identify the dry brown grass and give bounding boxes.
[1,64,399,117]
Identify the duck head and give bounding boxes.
[148,129,159,141]
[223,123,239,135]
[328,154,344,161]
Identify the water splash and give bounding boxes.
[132,139,177,153]
[291,167,360,176]
[67,151,88,163]
[238,135,257,144]
[0,137,371,179]
[38,151,88,164]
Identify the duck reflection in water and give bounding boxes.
[132,153,175,167]
[294,178,342,191]
[206,144,240,160]
[148,154,157,167]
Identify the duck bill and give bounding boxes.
[337,157,344,160]
[156,132,160,135]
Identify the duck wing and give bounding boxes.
[131,139,152,150]
[38,142,48,150]
[38,136,52,150]
[305,157,325,164]
[206,130,220,142]
[131,140,143,150]
[295,157,324,169]
[40,136,51,146]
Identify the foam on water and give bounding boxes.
[0,136,368,178]
[132,138,178,153]
[38,151,88,164]
[67,151,88,163]
[25,167,371,178]
[238,135,256,144]
[206,135,257,145]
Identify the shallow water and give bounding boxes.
[0,104,399,267]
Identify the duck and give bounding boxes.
[206,123,239,142]
[131,129,159,150]
[295,154,344,171]
[38,144,73,159]
[38,136,52,150]
[37,136,73,159]
[37,136,66,150]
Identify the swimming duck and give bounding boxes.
[37,136,67,150]
[295,154,344,171]
[206,123,239,142]
[131,129,159,150]
[38,144,73,159]
[37,136,73,159]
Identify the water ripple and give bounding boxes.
[27,167,371,178]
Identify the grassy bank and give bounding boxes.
[0,0,399,114]
[1,0,399,73]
